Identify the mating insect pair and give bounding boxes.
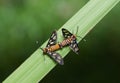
[41,28,79,65]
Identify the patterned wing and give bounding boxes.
[46,30,57,47]
[69,39,79,54]
[47,52,64,65]
[62,28,73,38]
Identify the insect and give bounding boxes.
[41,30,64,65]
[41,28,80,65]
[61,28,79,54]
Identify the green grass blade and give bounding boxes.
[3,0,120,83]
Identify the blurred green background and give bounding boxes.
[0,0,120,83]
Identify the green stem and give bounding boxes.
[3,0,119,83]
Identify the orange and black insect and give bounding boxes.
[41,30,64,65]
[61,28,79,54]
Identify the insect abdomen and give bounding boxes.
[48,44,60,52]
[60,37,72,47]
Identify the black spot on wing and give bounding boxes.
[69,39,79,54]
[46,30,57,47]
[62,28,73,38]
[47,52,64,65]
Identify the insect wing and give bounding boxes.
[46,30,57,47]
[47,52,64,65]
[69,39,79,54]
[62,28,73,38]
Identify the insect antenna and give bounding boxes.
[40,47,46,61]
[75,26,86,42]
[40,47,43,51]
